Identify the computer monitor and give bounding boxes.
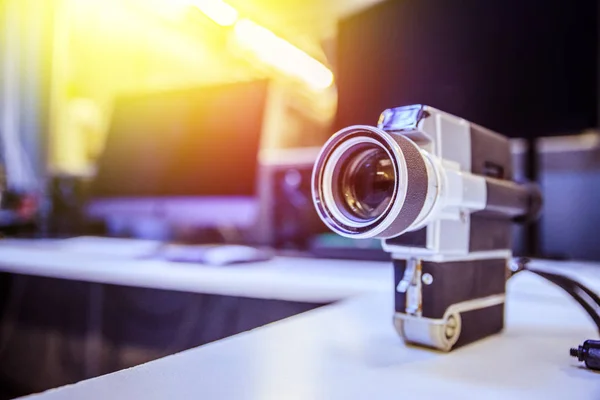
[88,80,268,232]
[335,0,598,138]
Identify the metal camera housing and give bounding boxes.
[312,105,541,351]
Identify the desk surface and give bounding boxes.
[0,240,391,303]
[22,270,600,400]
[3,240,600,399]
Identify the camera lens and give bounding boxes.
[334,144,395,222]
[314,125,433,239]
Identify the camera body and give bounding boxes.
[312,105,540,351]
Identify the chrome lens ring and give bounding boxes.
[312,125,411,238]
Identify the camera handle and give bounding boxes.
[510,258,600,334]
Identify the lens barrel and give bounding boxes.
[312,125,432,239]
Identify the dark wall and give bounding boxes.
[336,0,598,138]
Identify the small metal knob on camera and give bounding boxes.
[421,273,433,285]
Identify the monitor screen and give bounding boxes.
[336,0,598,138]
[92,80,268,198]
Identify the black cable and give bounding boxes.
[511,258,600,370]
[530,270,600,334]
[511,258,600,335]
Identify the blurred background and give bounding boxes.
[1,0,344,248]
[0,0,598,257]
[0,0,597,397]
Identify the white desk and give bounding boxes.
[0,240,597,303]
[21,271,600,400]
[2,240,600,399]
[0,241,391,303]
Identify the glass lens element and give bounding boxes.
[335,144,395,222]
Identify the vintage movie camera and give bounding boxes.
[312,105,541,351]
